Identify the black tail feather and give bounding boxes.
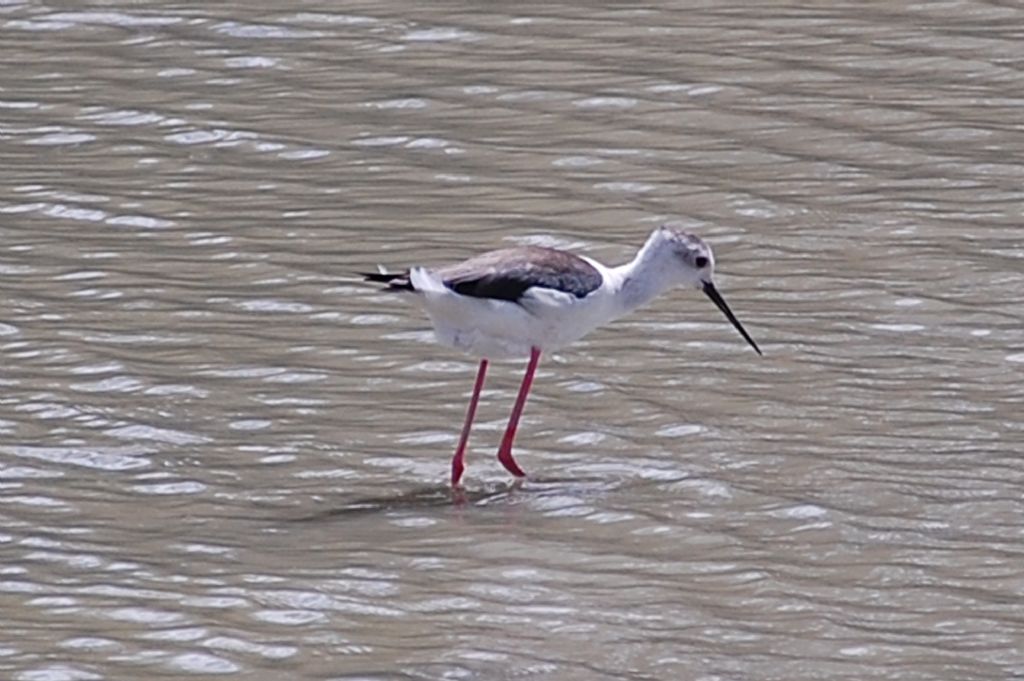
[359,270,414,291]
[359,271,402,283]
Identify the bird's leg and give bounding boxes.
[497,346,541,478]
[451,358,488,487]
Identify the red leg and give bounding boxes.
[451,358,488,487]
[497,346,541,478]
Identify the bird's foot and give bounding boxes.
[497,446,526,478]
[450,486,468,506]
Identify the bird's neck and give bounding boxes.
[609,239,676,315]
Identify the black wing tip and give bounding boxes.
[358,270,414,292]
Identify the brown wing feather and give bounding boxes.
[437,247,602,302]
[363,246,602,302]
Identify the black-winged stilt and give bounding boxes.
[364,226,761,486]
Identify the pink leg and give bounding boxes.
[451,358,488,487]
[497,346,541,478]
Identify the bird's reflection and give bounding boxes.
[292,475,618,522]
[291,480,517,521]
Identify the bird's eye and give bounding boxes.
[695,256,709,268]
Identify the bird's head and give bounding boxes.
[648,226,762,356]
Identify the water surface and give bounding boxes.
[2,2,1023,679]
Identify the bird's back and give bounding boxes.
[365,246,603,303]
[436,246,602,302]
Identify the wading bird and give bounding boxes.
[364,226,761,486]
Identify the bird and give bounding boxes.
[363,225,762,487]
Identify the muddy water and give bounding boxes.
[2,2,1023,679]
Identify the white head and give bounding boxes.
[642,226,716,289]
[641,226,762,355]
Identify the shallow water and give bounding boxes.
[2,1,1023,679]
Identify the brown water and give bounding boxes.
[2,2,1023,679]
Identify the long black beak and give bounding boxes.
[702,281,762,356]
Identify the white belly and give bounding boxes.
[416,284,617,359]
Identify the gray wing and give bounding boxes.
[438,246,602,302]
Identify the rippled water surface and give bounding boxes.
[2,2,1023,679]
